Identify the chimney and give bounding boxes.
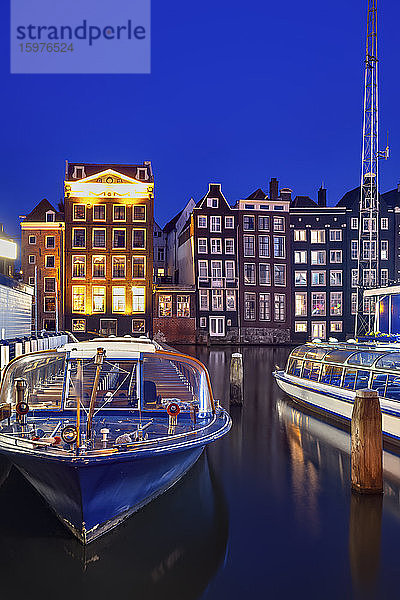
[318,186,327,207]
[269,178,279,200]
[397,181,400,193]
[280,188,292,202]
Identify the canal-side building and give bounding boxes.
[153,284,196,344]
[164,197,196,283]
[20,199,64,332]
[290,187,348,342]
[235,178,292,343]
[63,162,154,338]
[153,221,167,282]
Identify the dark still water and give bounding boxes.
[2,346,400,599]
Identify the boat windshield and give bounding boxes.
[304,347,328,361]
[347,351,384,367]
[324,350,355,364]
[290,346,310,358]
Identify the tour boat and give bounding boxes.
[0,337,231,543]
[274,341,400,445]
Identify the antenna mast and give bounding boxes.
[355,0,388,337]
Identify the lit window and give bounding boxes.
[244,263,256,284]
[259,293,271,320]
[133,206,146,221]
[72,286,85,313]
[259,264,271,285]
[329,229,342,241]
[294,251,307,263]
[93,287,106,313]
[311,251,326,265]
[199,290,208,310]
[113,205,126,221]
[274,265,286,286]
[132,319,145,333]
[72,256,86,278]
[295,271,307,286]
[330,271,342,286]
[73,205,86,221]
[244,292,256,320]
[274,294,286,322]
[311,292,326,316]
[198,239,207,254]
[159,294,172,317]
[92,256,106,278]
[310,230,325,244]
[45,256,55,268]
[259,235,270,257]
[363,218,376,232]
[132,287,145,312]
[225,239,235,254]
[273,217,285,232]
[132,256,145,279]
[72,319,86,332]
[244,235,255,257]
[226,290,236,311]
[198,216,207,228]
[177,295,190,317]
[46,236,55,249]
[132,229,146,249]
[29,235,36,245]
[211,238,222,254]
[210,216,221,232]
[113,229,126,249]
[112,287,126,312]
[381,240,389,260]
[295,322,307,333]
[44,297,56,312]
[295,293,307,317]
[93,205,106,221]
[331,321,342,332]
[243,216,255,231]
[225,216,234,229]
[44,278,56,293]
[311,270,326,286]
[294,230,306,242]
[73,229,86,248]
[330,292,342,316]
[112,256,126,278]
[28,255,36,264]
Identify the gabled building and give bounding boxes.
[164,197,196,283]
[63,162,154,338]
[20,199,64,331]
[153,221,167,282]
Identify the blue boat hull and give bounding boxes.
[10,446,204,543]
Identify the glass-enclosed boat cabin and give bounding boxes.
[285,343,400,402]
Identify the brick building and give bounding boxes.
[20,199,64,331]
[63,162,154,338]
[153,285,196,344]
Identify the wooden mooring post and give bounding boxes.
[351,388,383,494]
[230,353,243,406]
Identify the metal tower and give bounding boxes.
[354,0,388,337]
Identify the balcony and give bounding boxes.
[198,277,238,289]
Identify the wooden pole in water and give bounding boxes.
[230,352,243,406]
[351,388,383,494]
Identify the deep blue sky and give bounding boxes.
[1,0,400,237]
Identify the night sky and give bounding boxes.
[1,0,400,238]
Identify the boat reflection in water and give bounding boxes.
[0,453,228,600]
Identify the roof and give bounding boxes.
[65,162,154,183]
[163,210,183,234]
[195,183,231,210]
[291,195,318,208]
[381,187,400,209]
[22,199,64,223]
[246,188,267,200]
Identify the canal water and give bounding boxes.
[1,346,400,599]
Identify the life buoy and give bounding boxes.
[167,402,180,417]
[61,425,77,444]
[16,402,29,416]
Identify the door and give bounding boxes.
[209,316,225,337]
[311,321,326,340]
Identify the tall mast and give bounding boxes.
[355,0,387,337]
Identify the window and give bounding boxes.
[351,293,357,315]
[244,235,255,257]
[294,250,307,263]
[72,256,86,278]
[29,277,35,286]
[225,216,234,229]
[362,241,376,260]
[311,251,326,265]
[330,271,342,286]
[28,255,36,264]
[381,240,389,260]
[331,321,343,332]
[92,256,106,278]
[243,216,255,231]
[225,260,235,281]
[200,317,207,328]
[133,206,146,221]
[351,217,358,229]
[132,319,145,333]
[273,217,285,232]
[112,256,126,278]
[211,261,222,284]
[44,297,56,312]
[258,216,270,231]
[72,319,86,333]
[310,230,325,244]
[363,269,376,287]
[363,297,375,315]
[132,229,146,249]
[157,248,165,262]
[73,205,86,221]
[329,229,342,241]
[113,205,126,221]
[274,294,286,322]
[330,292,343,316]
[92,228,106,248]
[210,216,221,232]
[198,239,208,254]
[199,290,208,310]
[46,211,55,222]
[113,229,126,249]
[45,255,55,268]
[29,235,36,244]
[211,238,222,254]
[294,229,306,242]
[244,292,256,320]
[311,292,326,316]
[132,256,145,279]
[226,290,236,311]
[93,287,106,313]
[198,260,208,279]
[44,277,56,293]
[295,322,307,333]
[259,293,271,320]
[273,236,285,258]
[295,293,307,317]
[46,236,55,249]
[274,265,286,286]
[352,269,358,287]
[112,287,126,312]
[72,286,85,313]
[73,228,86,248]
[381,217,388,230]
[225,239,235,254]
[259,235,270,257]
[381,269,389,286]
[207,198,218,208]
[351,240,358,260]
[211,290,223,311]
[93,205,106,221]
[295,271,307,286]
[311,271,326,286]
[244,263,256,285]
[159,295,172,317]
[132,287,145,312]
[198,216,207,228]
[177,296,190,317]
[259,264,271,285]
[363,218,376,232]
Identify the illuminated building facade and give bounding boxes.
[63,162,154,338]
[20,199,64,332]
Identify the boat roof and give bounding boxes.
[290,341,400,369]
[59,336,158,359]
